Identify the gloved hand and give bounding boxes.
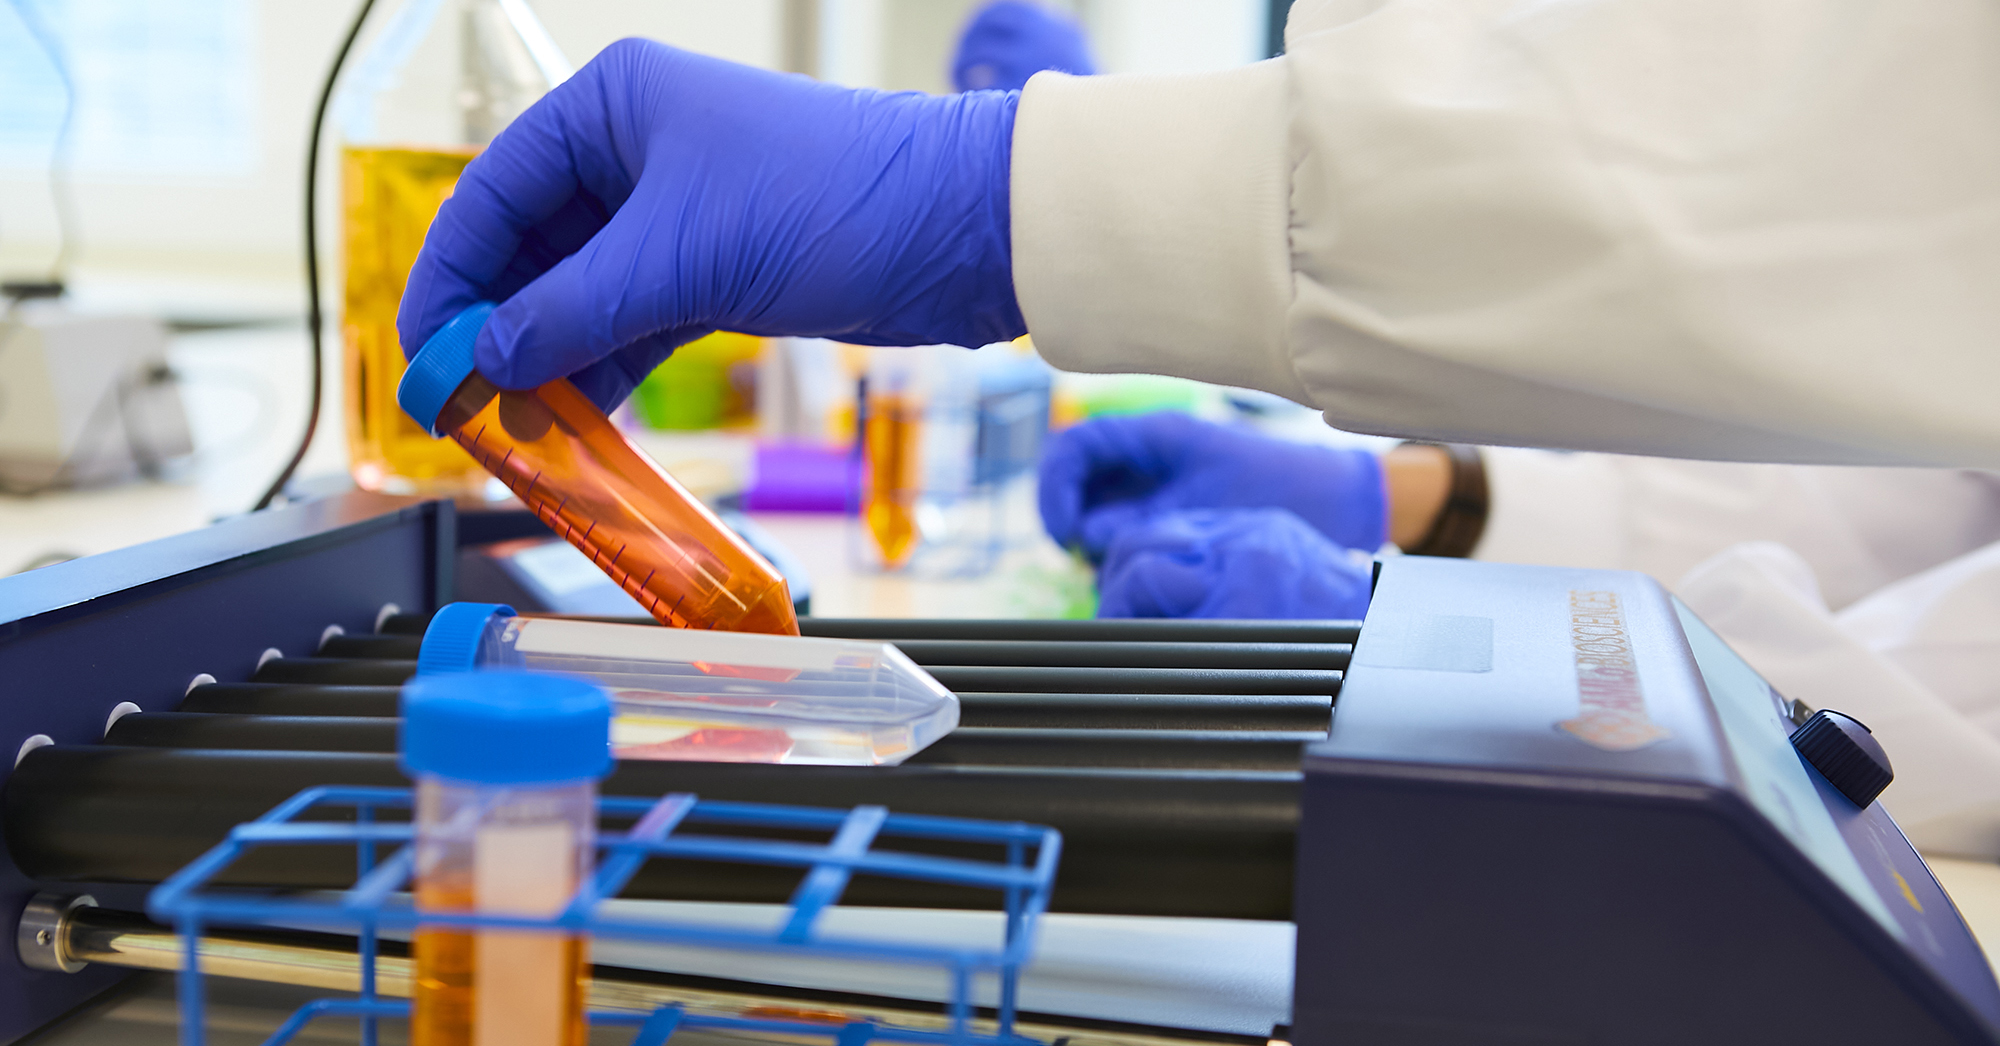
[1039,412,1386,563]
[398,39,1024,412]
[1096,509,1374,620]
[952,1,1095,93]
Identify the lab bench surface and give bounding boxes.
[20,974,739,1046]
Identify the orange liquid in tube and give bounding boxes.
[401,304,798,634]
[863,392,922,568]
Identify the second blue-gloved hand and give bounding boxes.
[398,39,1024,412]
[1096,509,1374,620]
[952,1,1095,92]
[1039,412,1387,562]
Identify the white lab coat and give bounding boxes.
[1477,449,2000,857]
[1010,0,2000,467]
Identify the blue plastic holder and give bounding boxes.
[148,786,1062,1046]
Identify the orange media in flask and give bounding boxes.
[342,145,492,495]
[398,303,799,635]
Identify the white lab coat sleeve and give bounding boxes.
[1678,542,2000,860]
[1011,0,2000,467]
[1476,450,2000,610]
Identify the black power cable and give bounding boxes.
[253,0,379,512]
[4,0,78,294]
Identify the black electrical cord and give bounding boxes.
[4,0,78,293]
[252,0,378,512]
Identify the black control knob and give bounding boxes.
[1791,710,1893,808]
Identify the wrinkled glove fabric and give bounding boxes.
[399,39,1023,411]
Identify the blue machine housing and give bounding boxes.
[1297,556,2000,1045]
[0,493,453,1043]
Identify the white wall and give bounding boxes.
[0,0,1264,288]
[1082,0,1267,76]
[0,1,783,283]
[816,0,1265,94]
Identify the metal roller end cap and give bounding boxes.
[18,892,95,973]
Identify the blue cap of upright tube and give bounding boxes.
[417,602,517,675]
[401,670,612,784]
[397,302,496,436]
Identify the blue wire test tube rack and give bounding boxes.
[148,786,1063,1046]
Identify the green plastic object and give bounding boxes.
[631,331,763,431]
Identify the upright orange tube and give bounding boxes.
[863,391,923,568]
[399,303,797,634]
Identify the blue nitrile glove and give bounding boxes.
[1039,412,1387,563]
[952,1,1095,93]
[1096,509,1374,620]
[398,39,1024,412]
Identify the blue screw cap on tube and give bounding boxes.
[401,670,613,784]
[397,301,497,435]
[417,602,517,675]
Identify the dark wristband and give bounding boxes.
[1398,442,1489,558]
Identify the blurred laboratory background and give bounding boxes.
[0,0,1319,617]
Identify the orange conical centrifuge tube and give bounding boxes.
[863,389,923,568]
[399,304,797,634]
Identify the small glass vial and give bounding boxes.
[398,303,799,634]
[418,603,960,765]
[401,670,611,1046]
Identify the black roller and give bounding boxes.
[252,658,416,686]
[107,713,397,752]
[383,615,1362,645]
[800,618,1361,644]
[885,640,1348,671]
[909,728,1311,770]
[377,613,430,635]
[6,746,1299,919]
[318,633,424,660]
[103,713,1313,771]
[927,666,1340,696]
[176,686,1327,732]
[958,693,1331,731]
[179,684,402,718]
[251,658,1336,697]
[326,630,1348,672]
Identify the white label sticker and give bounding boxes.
[473,821,576,1046]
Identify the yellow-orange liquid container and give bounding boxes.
[342,145,491,495]
[404,672,604,1046]
[863,392,923,569]
[400,303,798,634]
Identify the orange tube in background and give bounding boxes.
[863,391,923,569]
[403,305,798,635]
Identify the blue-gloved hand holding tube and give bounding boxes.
[398,39,1023,412]
[1038,412,1389,563]
[1096,509,1375,619]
